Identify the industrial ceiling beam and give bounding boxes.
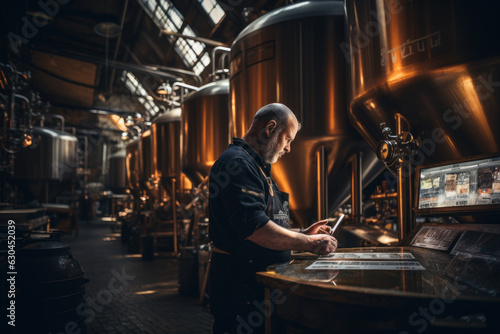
[31,49,188,83]
[120,43,202,85]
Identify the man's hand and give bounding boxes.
[302,219,332,236]
[247,220,337,255]
[307,234,338,255]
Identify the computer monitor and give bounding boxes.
[415,154,500,215]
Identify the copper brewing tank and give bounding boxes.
[347,0,500,165]
[125,139,140,195]
[149,108,182,196]
[346,0,500,236]
[181,79,230,185]
[139,130,158,200]
[230,1,384,227]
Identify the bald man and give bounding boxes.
[208,103,338,334]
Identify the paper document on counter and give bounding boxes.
[306,260,426,270]
[320,252,415,260]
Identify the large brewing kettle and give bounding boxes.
[181,79,230,186]
[230,1,384,226]
[149,108,182,197]
[347,0,500,166]
[12,127,78,202]
[346,0,500,235]
[125,139,141,196]
[139,130,159,201]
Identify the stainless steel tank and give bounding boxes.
[125,139,141,195]
[13,127,78,202]
[107,149,126,193]
[182,79,230,185]
[347,0,500,165]
[14,127,77,181]
[230,1,384,226]
[149,108,182,197]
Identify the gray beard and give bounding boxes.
[262,133,281,164]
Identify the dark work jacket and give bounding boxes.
[208,137,291,279]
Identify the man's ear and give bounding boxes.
[265,120,277,138]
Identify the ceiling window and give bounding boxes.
[198,0,225,25]
[122,71,160,117]
[138,0,211,75]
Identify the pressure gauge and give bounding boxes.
[376,140,396,163]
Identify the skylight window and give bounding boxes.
[198,0,225,25]
[122,71,160,117]
[138,0,211,75]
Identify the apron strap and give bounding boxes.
[241,148,274,197]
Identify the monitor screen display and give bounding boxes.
[418,156,500,209]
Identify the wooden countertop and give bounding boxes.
[257,247,500,307]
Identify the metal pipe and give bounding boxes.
[102,139,108,184]
[316,146,327,220]
[173,82,199,91]
[395,113,412,240]
[12,93,31,133]
[219,53,228,71]
[351,152,363,224]
[161,29,229,47]
[109,0,129,93]
[13,93,30,105]
[9,88,16,129]
[172,178,178,255]
[154,65,202,86]
[120,43,203,86]
[211,46,231,80]
[64,126,77,136]
[42,113,65,131]
[369,192,397,200]
[173,82,199,105]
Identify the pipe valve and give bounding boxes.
[376,122,417,166]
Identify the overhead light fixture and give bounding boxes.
[94,22,121,38]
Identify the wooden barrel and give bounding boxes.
[16,240,88,333]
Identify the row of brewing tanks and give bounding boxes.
[2,0,500,305]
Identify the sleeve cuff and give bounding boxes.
[241,210,270,239]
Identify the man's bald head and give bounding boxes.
[251,103,300,133]
[243,103,301,164]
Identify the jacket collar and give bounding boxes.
[232,137,271,174]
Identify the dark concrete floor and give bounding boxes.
[62,220,213,334]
